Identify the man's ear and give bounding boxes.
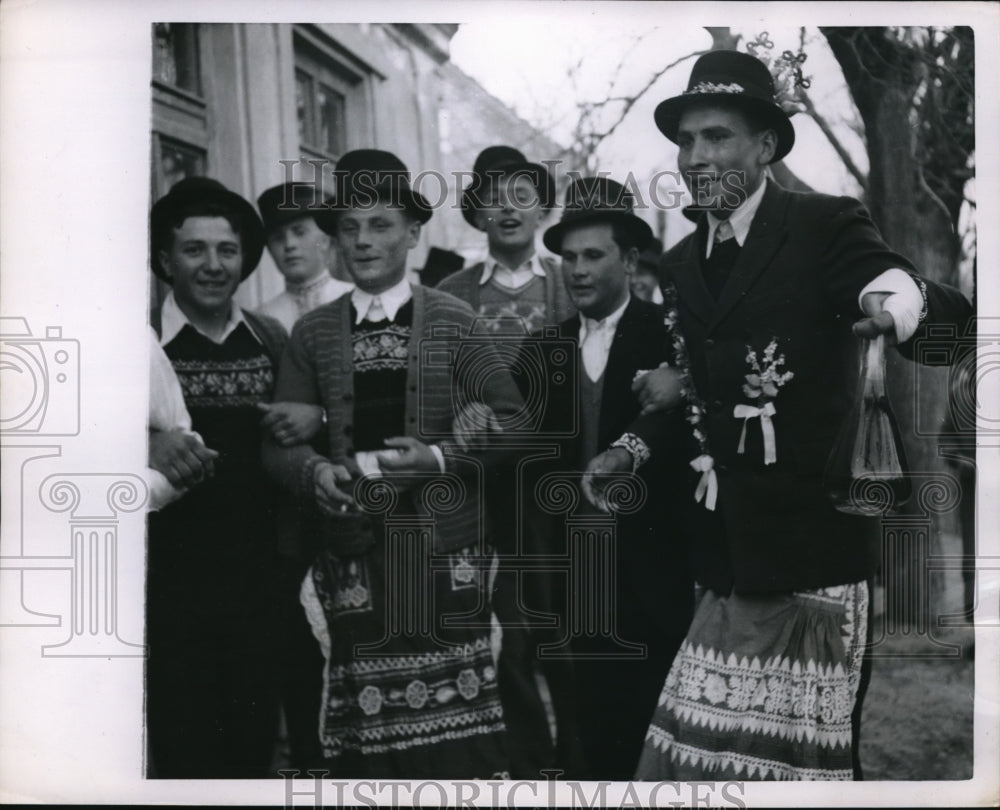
[622,246,639,277]
[157,249,172,280]
[758,128,778,165]
[406,220,422,249]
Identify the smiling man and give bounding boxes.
[437,145,574,336]
[608,49,974,783]
[511,177,693,779]
[436,145,577,776]
[262,149,523,779]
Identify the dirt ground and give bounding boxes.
[858,563,977,781]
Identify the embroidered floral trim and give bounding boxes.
[915,277,929,323]
[610,432,652,473]
[353,324,411,372]
[686,81,745,95]
[661,284,716,508]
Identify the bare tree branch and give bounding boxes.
[799,90,869,192]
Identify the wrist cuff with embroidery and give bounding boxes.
[610,432,651,472]
[915,277,929,323]
[301,455,329,499]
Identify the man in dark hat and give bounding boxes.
[262,149,524,779]
[517,177,694,779]
[437,145,575,776]
[438,145,574,335]
[255,181,353,333]
[146,176,292,777]
[600,50,973,781]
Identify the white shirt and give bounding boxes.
[705,178,924,344]
[159,291,263,346]
[351,276,413,324]
[257,274,353,332]
[147,326,198,511]
[478,253,546,288]
[578,295,631,382]
[704,177,768,259]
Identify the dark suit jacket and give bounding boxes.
[517,297,694,639]
[652,180,973,595]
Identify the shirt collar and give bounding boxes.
[578,294,631,343]
[705,176,768,258]
[159,291,257,346]
[351,276,413,324]
[478,252,546,286]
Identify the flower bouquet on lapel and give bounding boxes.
[824,334,911,514]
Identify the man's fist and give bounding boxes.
[258,401,325,446]
[148,429,219,489]
[632,365,684,416]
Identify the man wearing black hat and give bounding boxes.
[146,177,291,777]
[255,181,353,333]
[518,177,694,779]
[262,150,523,778]
[438,145,574,335]
[437,145,576,776]
[599,50,972,781]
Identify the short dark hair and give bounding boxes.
[156,200,244,252]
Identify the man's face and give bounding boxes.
[334,202,420,294]
[474,174,544,254]
[560,223,636,320]
[676,105,776,212]
[159,216,243,320]
[265,215,331,284]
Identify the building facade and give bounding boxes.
[150,22,567,310]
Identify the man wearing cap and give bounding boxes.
[437,145,574,335]
[262,150,524,778]
[255,181,353,333]
[437,145,576,776]
[589,50,972,780]
[519,177,694,779]
[147,176,295,777]
[255,180,353,771]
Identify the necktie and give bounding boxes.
[714,219,735,245]
[366,295,387,322]
[581,318,611,382]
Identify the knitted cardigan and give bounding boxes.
[262,284,525,553]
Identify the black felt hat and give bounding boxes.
[654,50,795,163]
[542,176,653,254]
[257,182,337,234]
[322,149,432,228]
[461,145,556,228]
[150,176,265,281]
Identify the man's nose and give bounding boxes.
[688,137,712,169]
[205,249,224,271]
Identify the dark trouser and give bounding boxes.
[276,558,326,774]
[147,634,278,778]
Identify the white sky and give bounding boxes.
[450,21,867,199]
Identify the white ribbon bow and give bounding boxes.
[689,454,718,510]
[733,401,777,464]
